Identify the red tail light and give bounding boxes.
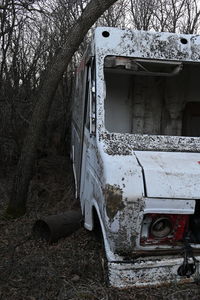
[140,214,189,246]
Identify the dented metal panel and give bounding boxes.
[135,151,200,199]
[98,150,145,253]
[108,256,200,287]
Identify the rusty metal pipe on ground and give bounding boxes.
[32,210,82,243]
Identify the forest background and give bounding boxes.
[1,1,200,299]
[1,0,200,179]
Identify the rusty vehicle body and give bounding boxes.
[71,27,200,287]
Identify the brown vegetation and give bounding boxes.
[1,0,200,297]
[1,156,200,299]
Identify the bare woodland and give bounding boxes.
[1,0,200,216]
[1,0,200,299]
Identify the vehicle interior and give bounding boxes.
[104,56,200,137]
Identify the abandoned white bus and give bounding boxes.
[71,27,200,287]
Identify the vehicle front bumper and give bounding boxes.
[108,256,200,287]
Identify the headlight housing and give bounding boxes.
[140,214,189,246]
[150,217,172,238]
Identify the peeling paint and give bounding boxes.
[100,132,200,155]
[95,27,200,154]
[72,27,200,287]
[104,184,125,221]
[95,28,200,62]
[108,256,200,287]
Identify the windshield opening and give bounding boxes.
[104,56,200,137]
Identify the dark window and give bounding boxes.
[182,102,200,137]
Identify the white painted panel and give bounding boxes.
[144,198,195,214]
[108,256,200,287]
[135,151,200,199]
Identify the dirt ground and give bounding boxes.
[1,155,200,300]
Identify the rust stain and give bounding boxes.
[104,184,125,220]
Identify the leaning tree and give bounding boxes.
[6,0,118,217]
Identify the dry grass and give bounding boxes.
[0,155,200,299]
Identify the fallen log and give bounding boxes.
[32,210,82,243]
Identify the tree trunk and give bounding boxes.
[6,0,118,217]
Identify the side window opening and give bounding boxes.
[85,59,96,136]
[83,59,95,134]
[84,66,90,131]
